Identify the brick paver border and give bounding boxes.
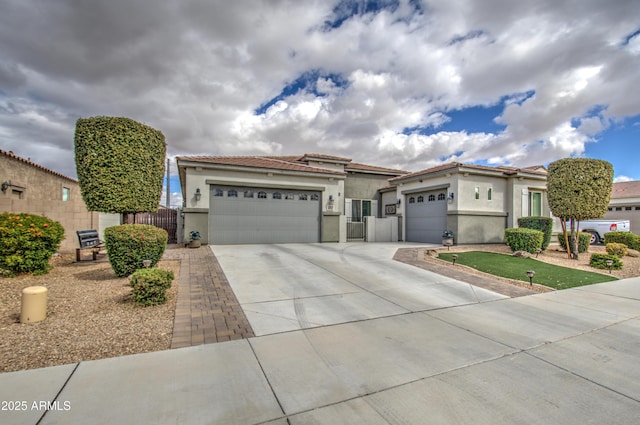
[165,246,255,349]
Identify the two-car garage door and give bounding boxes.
[405,190,448,244]
[209,186,321,244]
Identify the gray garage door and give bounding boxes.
[209,186,321,244]
[405,190,448,243]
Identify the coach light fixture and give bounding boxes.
[194,188,202,202]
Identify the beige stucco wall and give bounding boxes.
[179,164,345,243]
[0,155,99,252]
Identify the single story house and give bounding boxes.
[386,163,549,244]
[176,153,406,244]
[0,149,100,252]
[604,180,640,232]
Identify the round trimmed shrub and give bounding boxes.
[517,216,554,250]
[504,228,544,253]
[604,231,640,250]
[130,268,174,306]
[0,213,64,276]
[590,253,622,270]
[104,224,168,277]
[606,242,628,257]
[557,232,590,253]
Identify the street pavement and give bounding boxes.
[1,243,639,424]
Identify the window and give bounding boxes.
[438,193,446,201]
[258,191,267,199]
[214,188,224,197]
[62,187,70,202]
[228,189,238,197]
[418,195,425,203]
[626,206,632,211]
[244,190,254,198]
[285,193,295,200]
[350,199,372,222]
[299,193,308,201]
[529,192,542,216]
[475,187,480,200]
[427,194,435,202]
[273,192,282,200]
[616,207,622,211]
[409,197,415,204]
[636,207,640,211]
[310,193,319,201]
[487,188,492,201]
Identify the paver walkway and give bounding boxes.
[163,246,254,348]
[393,247,537,297]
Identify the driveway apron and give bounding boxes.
[211,243,507,336]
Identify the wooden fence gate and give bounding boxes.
[125,209,178,243]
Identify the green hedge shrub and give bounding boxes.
[504,228,544,253]
[606,242,628,257]
[557,232,590,253]
[74,116,166,214]
[104,224,168,277]
[130,268,174,306]
[517,216,554,250]
[0,213,64,276]
[604,232,640,250]
[589,253,622,270]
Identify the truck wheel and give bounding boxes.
[588,231,599,245]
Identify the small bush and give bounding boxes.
[130,268,174,306]
[589,253,622,270]
[606,242,628,257]
[504,228,544,253]
[518,216,554,250]
[0,213,65,276]
[604,231,640,250]
[557,232,590,253]
[104,224,168,277]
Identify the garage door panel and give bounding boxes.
[210,186,320,244]
[406,190,447,244]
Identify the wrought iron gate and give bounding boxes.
[346,217,367,241]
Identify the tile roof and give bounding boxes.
[0,149,77,182]
[176,155,346,175]
[346,162,408,175]
[389,162,547,182]
[611,181,640,199]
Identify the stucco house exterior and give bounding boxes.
[604,180,640,232]
[387,163,549,244]
[176,154,406,244]
[0,149,99,252]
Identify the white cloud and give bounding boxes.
[0,0,638,179]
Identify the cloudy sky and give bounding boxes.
[1,0,639,207]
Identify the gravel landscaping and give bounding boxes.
[0,254,179,373]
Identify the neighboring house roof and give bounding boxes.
[0,149,77,182]
[611,181,640,200]
[389,162,547,183]
[176,155,347,176]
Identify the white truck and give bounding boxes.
[577,219,631,244]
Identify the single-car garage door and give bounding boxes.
[209,186,321,244]
[405,190,447,243]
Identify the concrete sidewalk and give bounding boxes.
[2,247,640,424]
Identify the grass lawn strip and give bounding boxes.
[438,251,617,290]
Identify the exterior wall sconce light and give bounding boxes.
[1,181,9,193]
[448,192,454,200]
[526,270,535,286]
[194,188,201,202]
[396,198,401,205]
[329,195,334,201]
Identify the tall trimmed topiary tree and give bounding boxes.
[74,116,166,216]
[547,158,613,260]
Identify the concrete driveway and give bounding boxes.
[3,243,640,424]
[212,243,507,335]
